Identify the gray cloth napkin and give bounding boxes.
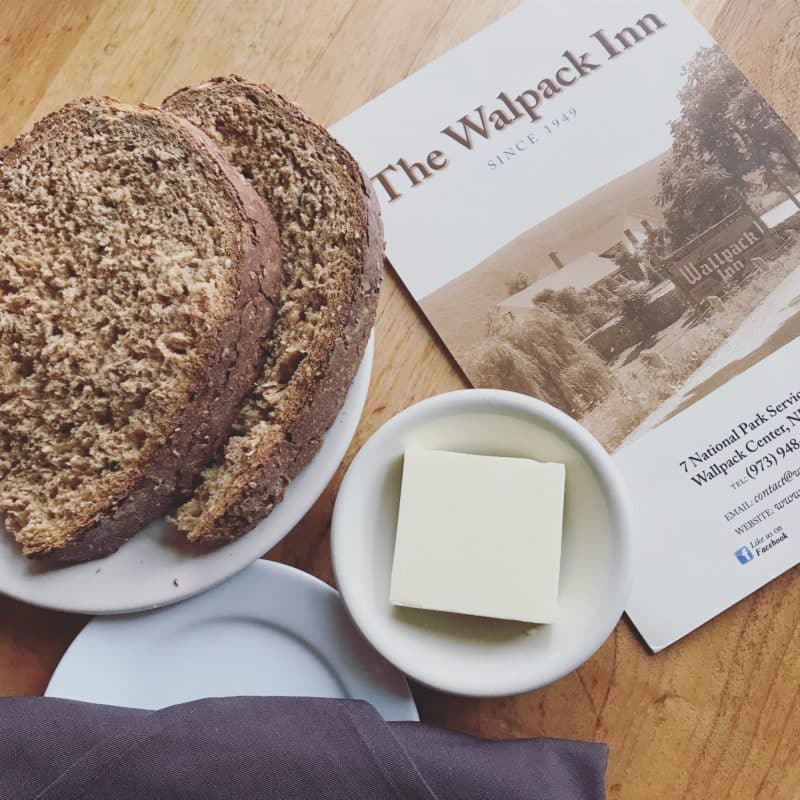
[0,696,607,799]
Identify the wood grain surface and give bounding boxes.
[1,1,799,797]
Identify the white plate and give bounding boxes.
[46,559,418,721]
[332,389,634,697]
[0,338,373,615]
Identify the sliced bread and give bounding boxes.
[0,97,282,561]
[163,77,383,543]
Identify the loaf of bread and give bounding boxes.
[0,97,282,561]
[163,77,383,543]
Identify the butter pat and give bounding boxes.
[389,449,565,624]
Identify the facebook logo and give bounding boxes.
[735,546,755,564]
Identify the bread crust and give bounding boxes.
[164,79,384,542]
[1,98,282,561]
[200,168,383,542]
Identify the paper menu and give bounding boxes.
[331,0,800,650]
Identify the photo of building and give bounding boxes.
[422,45,800,451]
[499,211,659,307]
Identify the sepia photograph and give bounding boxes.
[423,45,800,451]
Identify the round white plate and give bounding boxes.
[332,389,633,697]
[0,338,373,615]
[46,559,418,721]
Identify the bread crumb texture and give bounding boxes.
[165,78,381,541]
[0,98,247,555]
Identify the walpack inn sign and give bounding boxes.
[667,209,777,305]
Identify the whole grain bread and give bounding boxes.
[0,97,282,561]
[163,77,383,543]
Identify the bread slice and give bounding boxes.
[163,77,383,543]
[0,97,282,561]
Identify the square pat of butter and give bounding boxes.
[389,448,565,624]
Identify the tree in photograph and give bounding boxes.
[505,271,531,296]
[465,338,545,398]
[639,226,672,280]
[533,286,584,316]
[613,244,647,282]
[533,286,619,338]
[657,45,800,247]
[725,66,800,209]
[657,138,739,247]
[466,307,612,417]
[503,309,612,415]
[617,281,650,324]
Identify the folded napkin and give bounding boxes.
[0,696,607,799]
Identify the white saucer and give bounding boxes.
[0,338,373,615]
[46,559,418,721]
[332,389,633,697]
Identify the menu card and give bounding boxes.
[331,0,800,651]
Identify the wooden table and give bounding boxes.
[1,1,799,797]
